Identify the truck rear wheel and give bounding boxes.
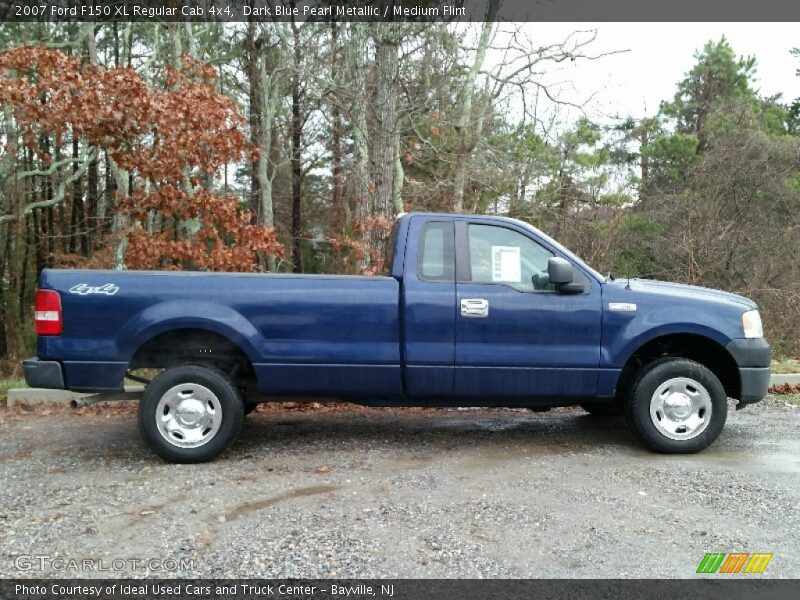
[625,358,727,453]
[138,364,244,463]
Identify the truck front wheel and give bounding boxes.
[138,364,244,463]
[625,358,727,453]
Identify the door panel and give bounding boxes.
[402,219,456,397]
[454,222,602,399]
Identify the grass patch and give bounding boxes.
[0,379,27,405]
[772,358,800,374]
[781,394,800,407]
[125,368,161,387]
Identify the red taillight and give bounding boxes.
[35,289,62,336]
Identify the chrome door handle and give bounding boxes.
[461,298,489,318]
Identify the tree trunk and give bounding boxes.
[290,21,303,273]
[257,46,280,231]
[58,199,67,253]
[330,22,345,235]
[371,24,400,220]
[0,224,10,359]
[112,22,119,66]
[0,118,12,358]
[245,21,262,220]
[637,119,651,191]
[84,22,99,251]
[393,132,404,214]
[109,159,129,269]
[348,24,371,271]
[46,205,55,266]
[20,214,32,322]
[1,108,27,362]
[32,135,47,275]
[69,137,81,254]
[31,208,44,275]
[7,208,30,361]
[86,154,97,254]
[365,23,403,270]
[452,5,498,213]
[100,150,111,233]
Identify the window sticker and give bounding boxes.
[491,245,521,282]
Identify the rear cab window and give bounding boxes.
[418,221,455,282]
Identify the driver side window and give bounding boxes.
[467,224,555,292]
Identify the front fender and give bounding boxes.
[603,319,733,368]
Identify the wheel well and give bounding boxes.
[619,334,740,400]
[129,329,256,390]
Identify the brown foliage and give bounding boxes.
[768,383,800,395]
[331,214,393,274]
[122,186,282,271]
[0,46,281,271]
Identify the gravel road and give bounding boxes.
[1,397,798,579]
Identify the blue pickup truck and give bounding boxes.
[24,212,770,462]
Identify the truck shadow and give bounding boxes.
[231,408,643,458]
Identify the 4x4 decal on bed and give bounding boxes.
[69,283,119,296]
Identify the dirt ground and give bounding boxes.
[0,397,798,579]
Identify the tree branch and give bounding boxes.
[0,148,97,223]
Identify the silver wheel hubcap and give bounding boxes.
[156,384,222,448]
[649,377,712,441]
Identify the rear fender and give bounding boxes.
[119,300,264,366]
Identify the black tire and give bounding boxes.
[580,400,623,417]
[625,358,727,454]
[138,364,244,463]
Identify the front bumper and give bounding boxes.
[737,367,771,405]
[725,338,771,408]
[23,358,65,389]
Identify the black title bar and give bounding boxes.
[4,579,800,600]
[1,0,800,22]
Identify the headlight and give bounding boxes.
[742,309,763,339]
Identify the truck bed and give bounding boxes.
[38,269,402,395]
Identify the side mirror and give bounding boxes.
[547,257,585,294]
[548,257,574,284]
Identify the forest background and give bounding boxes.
[1,19,799,377]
